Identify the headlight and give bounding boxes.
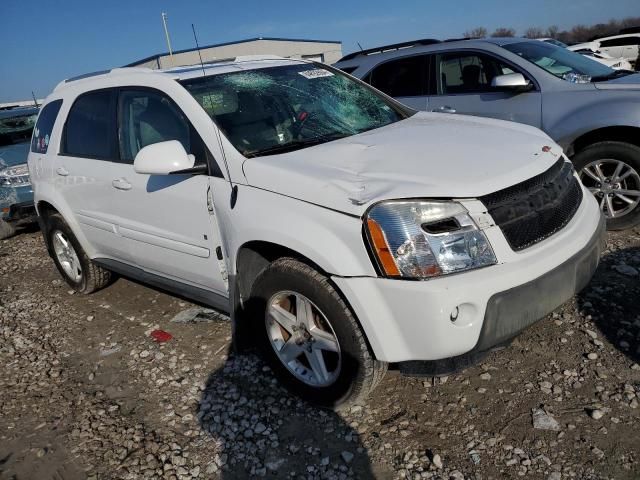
[0,163,31,187]
[365,200,496,279]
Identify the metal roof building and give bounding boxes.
[126,37,343,69]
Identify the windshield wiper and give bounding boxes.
[244,133,348,158]
[591,69,634,82]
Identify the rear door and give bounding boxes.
[364,54,429,110]
[56,89,134,263]
[427,51,542,128]
[108,87,227,294]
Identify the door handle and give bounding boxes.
[112,178,132,191]
[433,106,457,114]
[56,167,69,176]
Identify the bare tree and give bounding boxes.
[546,25,560,39]
[463,27,487,38]
[491,27,516,37]
[524,27,545,39]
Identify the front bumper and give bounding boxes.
[1,184,35,223]
[333,192,605,363]
[2,201,36,223]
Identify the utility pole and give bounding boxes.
[161,12,174,67]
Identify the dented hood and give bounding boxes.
[242,112,561,216]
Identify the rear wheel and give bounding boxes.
[574,141,640,230]
[250,258,387,409]
[46,213,111,293]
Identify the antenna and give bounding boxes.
[31,91,39,108]
[191,24,206,76]
[161,12,174,67]
[357,42,364,51]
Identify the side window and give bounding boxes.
[117,89,220,175]
[368,55,426,97]
[31,100,62,153]
[600,37,632,48]
[63,90,115,159]
[437,52,519,95]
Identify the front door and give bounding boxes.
[109,88,227,295]
[427,51,542,128]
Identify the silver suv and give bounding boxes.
[335,37,640,229]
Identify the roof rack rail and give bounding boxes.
[338,38,441,62]
[64,69,112,83]
[443,37,472,42]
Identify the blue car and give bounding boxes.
[0,107,39,239]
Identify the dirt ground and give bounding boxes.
[1,226,639,480]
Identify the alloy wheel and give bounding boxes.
[52,230,83,283]
[579,159,640,219]
[265,291,341,387]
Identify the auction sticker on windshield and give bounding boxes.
[298,69,334,79]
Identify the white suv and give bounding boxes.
[28,57,604,407]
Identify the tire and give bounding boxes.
[573,141,640,230]
[45,213,111,293]
[0,219,16,240]
[249,258,387,409]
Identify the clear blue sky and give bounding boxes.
[1,0,638,102]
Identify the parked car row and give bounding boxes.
[27,56,605,407]
[569,32,640,68]
[335,37,640,230]
[537,38,633,70]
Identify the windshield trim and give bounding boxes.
[179,62,416,158]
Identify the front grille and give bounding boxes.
[480,158,583,251]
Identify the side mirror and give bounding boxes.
[133,140,196,175]
[491,73,532,92]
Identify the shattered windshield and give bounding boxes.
[181,63,410,157]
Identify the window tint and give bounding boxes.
[601,37,640,47]
[31,100,62,153]
[437,53,518,94]
[368,55,426,97]
[63,91,114,159]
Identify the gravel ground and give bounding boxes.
[1,227,639,480]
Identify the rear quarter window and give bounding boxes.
[31,100,63,154]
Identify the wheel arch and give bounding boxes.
[569,126,640,157]
[35,198,97,259]
[235,240,329,304]
[232,240,380,360]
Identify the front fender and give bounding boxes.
[213,183,377,279]
[544,93,640,150]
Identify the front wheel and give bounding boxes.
[0,219,16,240]
[250,258,387,409]
[574,141,640,230]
